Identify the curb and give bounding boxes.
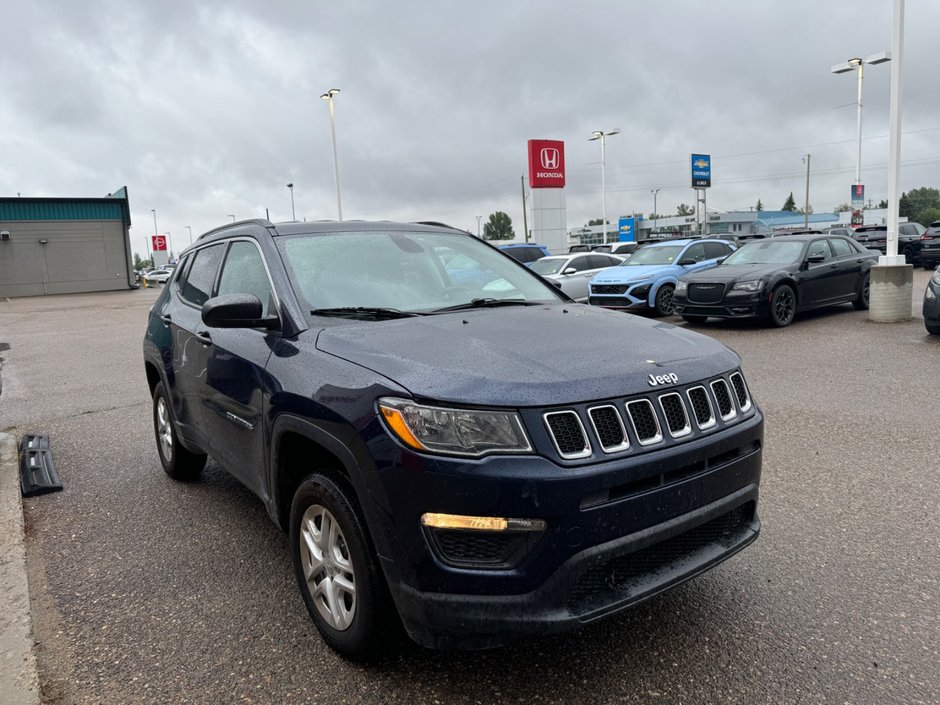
[0,432,40,704]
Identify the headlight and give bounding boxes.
[675,281,688,294]
[731,280,764,292]
[378,398,532,457]
[926,287,937,301]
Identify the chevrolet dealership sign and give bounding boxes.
[691,154,711,188]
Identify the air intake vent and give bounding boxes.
[588,405,629,453]
[659,393,691,438]
[687,386,716,429]
[711,379,737,421]
[626,400,663,446]
[544,411,591,459]
[729,372,751,412]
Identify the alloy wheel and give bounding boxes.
[155,396,174,462]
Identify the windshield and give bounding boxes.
[276,230,564,315]
[529,258,567,276]
[622,245,683,266]
[723,240,805,265]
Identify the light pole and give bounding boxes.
[831,52,891,188]
[287,183,296,221]
[320,88,343,221]
[589,129,620,243]
[185,225,193,246]
[476,215,482,238]
[650,188,660,235]
[165,232,173,259]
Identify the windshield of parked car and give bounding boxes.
[621,245,683,266]
[722,240,805,265]
[529,258,568,276]
[277,230,564,315]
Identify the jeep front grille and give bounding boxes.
[537,371,754,462]
[543,411,591,459]
[729,372,751,412]
[626,400,662,446]
[711,379,737,420]
[588,405,630,453]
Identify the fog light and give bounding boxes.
[421,513,546,532]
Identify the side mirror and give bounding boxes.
[678,258,697,266]
[716,257,727,264]
[551,280,563,289]
[202,294,279,329]
[563,267,577,275]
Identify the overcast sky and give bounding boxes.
[2,1,938,257]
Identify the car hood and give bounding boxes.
[682,264,788,283]
[315,304,739,407]
[591,264,674,284]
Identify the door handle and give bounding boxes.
[830,264,839,269]
[160,313,172,325]
[194,331,212,346]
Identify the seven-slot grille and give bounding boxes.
[688,282,726,304]
[541,373,753,461]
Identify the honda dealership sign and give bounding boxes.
[528,139,566,188]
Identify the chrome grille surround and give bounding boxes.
[588,405,630,453]
[710,379,737,421]
[729,372,752,412]
[626,399,663,446]
[543,411,592,460]
[686,385,717,430]
[658,392,692,438]
[536,371,755,463]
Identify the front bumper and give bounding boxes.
[674,292,769,319]
[365,407,763,648]
[923,281,940,323]
[588,282,652,309]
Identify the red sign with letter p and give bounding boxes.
[152,235,167,251]
[528,139,566,188]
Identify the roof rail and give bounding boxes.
[412,220,457,229]
[196,218,274,241]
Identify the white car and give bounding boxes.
[529,253,623,302]
[144,268,173,284]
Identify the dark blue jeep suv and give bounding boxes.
[143,219,763,659]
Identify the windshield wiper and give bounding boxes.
[310,307,425,320]
[431,298,541,313]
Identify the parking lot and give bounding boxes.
[1,274,938,705]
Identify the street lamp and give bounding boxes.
[650,188,660,234]
[165,232,173,259]
[831,51,891,188]
[286,183,296,221]
[476,215,482,238]
[185,225,193,246]
[151,209,158,263]
[589,129,620,243]
[320,88,343,221]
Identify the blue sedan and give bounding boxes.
[589,238,736,316]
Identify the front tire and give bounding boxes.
[152,381,206,481]
[653,284,676,316]
[853,273,871,310]
[768,284,796,327]
[290,473,393,661]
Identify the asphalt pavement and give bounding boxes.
[0,274,937,705]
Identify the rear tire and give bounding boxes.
[926,322,940,336]
[853,273,870,310]
[290,473,394,661]
[152,382,206,481]
[768,284,796,327]
[902,245,914,264]
[653,284,676,316]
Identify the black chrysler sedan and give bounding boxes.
[143,219,763,659]
[673,234,878,327]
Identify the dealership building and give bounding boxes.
[0,187,135,298]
